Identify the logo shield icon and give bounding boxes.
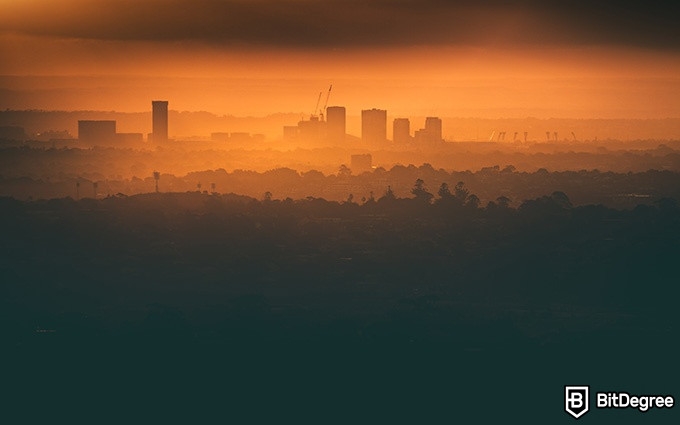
[565,386,589,419]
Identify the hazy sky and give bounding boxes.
[2,0,677,49]
[1,0,679,118]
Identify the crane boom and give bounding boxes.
[321,84,333,118]
[312,91,322,118]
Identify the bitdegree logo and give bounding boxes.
[565,385,675,419]
[565,386,590,419]
[597,392,674,412]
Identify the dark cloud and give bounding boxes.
[2,0,678,50]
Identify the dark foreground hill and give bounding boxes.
[1,192,678,423]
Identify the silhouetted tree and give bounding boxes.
[551,191,572,209]
[153,171,160,193]
[454,181,469,203]
[338,164,351,177]
[438,182,452,199]
[466,194,480,209]
[411,179,433,203]
[496,196,511,208]
[383,185,396,201]
[263,191,273,202]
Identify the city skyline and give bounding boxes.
[1,1,679,118]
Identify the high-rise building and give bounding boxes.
[393,118,411,143]
[152,100,168,143]
[326,106,346,144]
[78,120,116,145]
[425,117,443,142]
[361,108,387,146]
[298,116,324,143]
[283,126,298,142]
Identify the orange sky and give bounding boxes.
[1,1,679,119]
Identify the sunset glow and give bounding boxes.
[2,1,679,120]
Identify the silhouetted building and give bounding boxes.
[298,116,325,143]
[350,154,372,174]
[283,126,299,141]
[230,132,251,144]
[362,109,387,146]
[393,118,411,143]
[414,117,443,144]
[211,132,230,142]
[115,133,144,144]
[35,130,73,142]
[152,100,168,143]
[78,120,116,144]
[425,117,443,142]
[414,129,428,144]
[326,106,346,144]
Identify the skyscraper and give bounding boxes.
[361,108,387,146]
[78,120,116,145]
[393,118,411,143]
[425,117,443,143]
[326,106,346,144]
[152,100,168,143]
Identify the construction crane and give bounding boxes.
[312,91,322,119]
[320,84,332,121]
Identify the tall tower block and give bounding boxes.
[393,118,411,143]
[425,117,443,142]
[152,100,168,143]
[326,106,346,144]
[361,108,387,146]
